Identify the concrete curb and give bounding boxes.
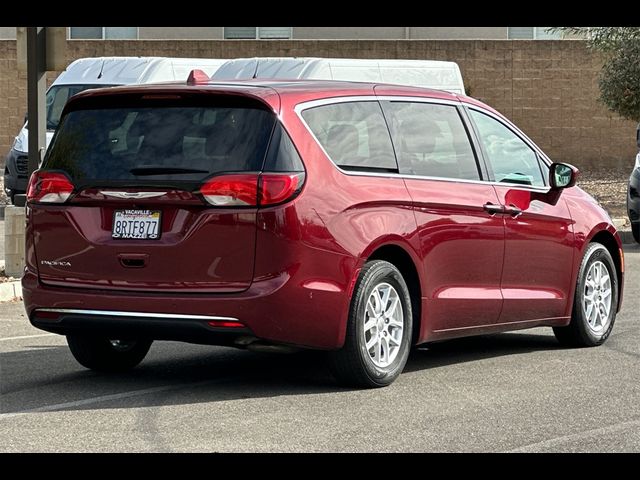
[0,280,22,302]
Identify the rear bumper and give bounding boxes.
[31,309,252,346]
[22,254,355,349]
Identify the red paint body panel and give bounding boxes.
[32,205,257,293]
[402,178,505,341]
[23,80,624,351]
[493,185,575,323]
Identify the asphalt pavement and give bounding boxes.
[1,245,639,452]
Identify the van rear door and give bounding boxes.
[30,92,277,293]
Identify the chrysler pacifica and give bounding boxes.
[23,77,624,387]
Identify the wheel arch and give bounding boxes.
[366,243,423,346]
[587,228,624,313]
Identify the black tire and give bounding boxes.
[328,260,413,388]
[553,242,618,347]
[67,335,152,372]
[632,223,639,244]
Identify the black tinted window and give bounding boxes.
[302,101,397,172]
[45,105,275,184]
[264,124,304,172]
[384,102,479,180]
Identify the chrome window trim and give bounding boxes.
[294,95,552,193]
[294,95,463,113]
[35,308,241,322]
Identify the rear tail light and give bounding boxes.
[27,170,74,204]
[260,173,305,205]
[200,174,259,206]
[199,172,305,207]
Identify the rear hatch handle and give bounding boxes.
[118,253,149,268]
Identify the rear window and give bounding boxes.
[44,101,276,185]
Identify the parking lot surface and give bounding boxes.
[1,245,639,452]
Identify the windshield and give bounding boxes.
[44,101,276,185]
[45,84,117,130]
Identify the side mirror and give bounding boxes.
[550,162,579,190]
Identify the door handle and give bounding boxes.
[505,204,523,218]
[483,203,505,215]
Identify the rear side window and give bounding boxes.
[45,102,276,185]
[263,124,305,172]
[301,101,397,172]
[383,102,480,181]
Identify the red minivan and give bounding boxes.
[23,77,624,387]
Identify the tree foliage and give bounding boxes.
[553,27,640,121]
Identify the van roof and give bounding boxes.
[53,56,227,86]
[213,57,465,94]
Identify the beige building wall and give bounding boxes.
[138,27,223,40]
[409,27,508,39]
[293,27,508,39]
[293,27,408,39]
[0,27,15,39]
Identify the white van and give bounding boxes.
[212,57,466,94]
[4,56,226,202]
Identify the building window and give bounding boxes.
[224,27,292,39]
[69,27,138,40]
[508,27,562,40]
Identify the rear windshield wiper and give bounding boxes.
[130,167,209,176]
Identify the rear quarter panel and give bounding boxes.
[267,94,422,348]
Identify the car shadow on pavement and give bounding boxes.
[404,332,561,373]
[1,332,560,415]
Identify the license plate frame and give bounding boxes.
[112,209,162,240]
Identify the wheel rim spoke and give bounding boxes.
[366,334,378,351]
[373,289,383,315]
[584,301,594,324]
[364,315,376,333]
[389,317,403,328]
[388,332,401,347]
[385,295,400,319]
[366,300,377,320]
[380,286,391,314]
[379,336,389,365]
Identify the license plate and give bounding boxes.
[112,210,161,240]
